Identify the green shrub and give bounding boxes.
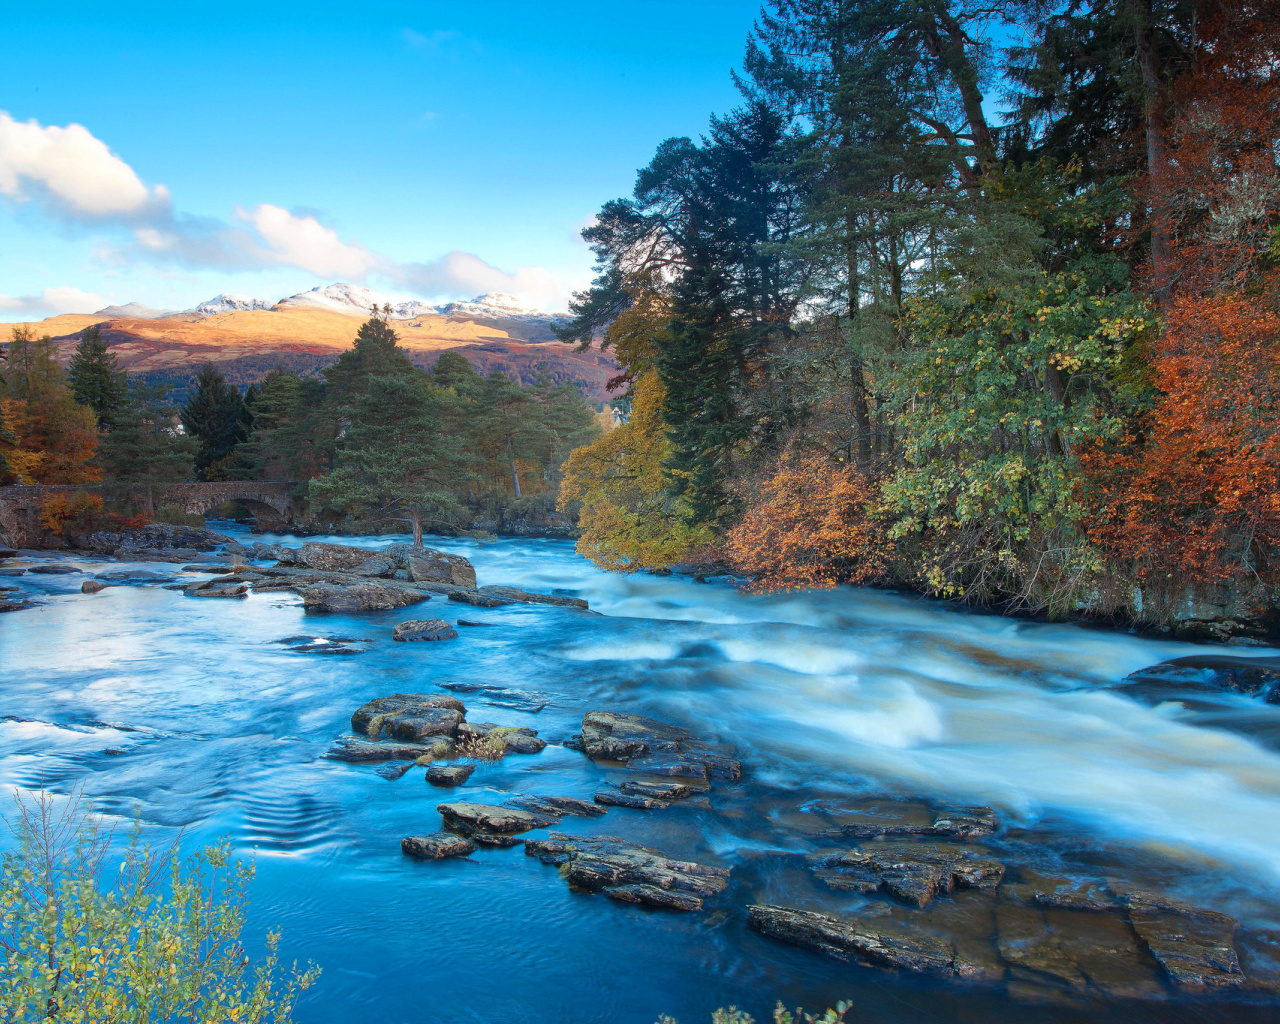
[152,502,206,528]
[0,788,318,1023]
[660,1002,850,1024]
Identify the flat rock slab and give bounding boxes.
[449,592,513,608]
[605,883,705,912]
[427,763,476,787]
[748,905,964,976]
[324,737,449,763]
[393,618,459,641]
[472,833,525,848]
[524,833,729,907]
[27,565,82,574]
[812,840,1003,907]
[504,794,607,818]
[1122,891,1243,988]
[0,600,31,613]
[837,806,997,841]
[402,833,476,860]
[621,779,696,800]
[189,582,249,598]
[438,802,558,835]
[479,585,588,609]
[351,693,467,741]
[299,582,430,613]
[595,790,669,810]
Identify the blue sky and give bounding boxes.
[0,1,760,316]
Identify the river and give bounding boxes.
[3,527,1280,1022]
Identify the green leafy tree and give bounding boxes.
[67,326,127,431]
[179,364,252,481]
[0,788,318,1023]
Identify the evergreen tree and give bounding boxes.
[66,326,127,430]
[309,370,461,546]
[95,383,197,512]
[179,364,251,480]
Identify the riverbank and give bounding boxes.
[4,527,1280,1020]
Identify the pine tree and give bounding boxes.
[67,326,127,430]
[309,370,462,546]
[179,364,251,480]
[95,383,197,512]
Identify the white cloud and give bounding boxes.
[0,112,168,220]
[0,286,104,316]
[238,204,385,279]
[400,250,573,311]
[0,110,580,312]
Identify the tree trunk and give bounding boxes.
[1134,1,1172,301]
[506,435,522,499]
[411,506,423,548]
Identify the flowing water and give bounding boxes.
[3,527,1280,1023]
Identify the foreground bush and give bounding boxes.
[659,1000,850,1024]
[0,789,318,1023]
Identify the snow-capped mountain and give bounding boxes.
[275,283,564,323]
[194,293,275,316]
[94,301,176,319]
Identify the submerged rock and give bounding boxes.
[504,794,607,818]
[748,905,963,975]
[437,802,558,835]
[0,599,31,613]
[401,833,476,860]
[438,681,549,712]
[94,569,175,586]
[1125,655,1280,703]
[574,711,743,780]
[525,833,729,911]
[812,840,1003,907]
[392,618,459,642]
[836,806,998,841]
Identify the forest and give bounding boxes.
[0,312,601,544]
[555,0,1280,622]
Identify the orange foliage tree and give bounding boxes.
[725,452,889,591]
[1082,1,1280,592]
[1082,289,1280,586]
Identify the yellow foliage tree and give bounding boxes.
[558,370,714,570]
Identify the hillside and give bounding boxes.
[1,300,618,401]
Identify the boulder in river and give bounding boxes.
[401,833,476,860]
[572,711,743,780]
[351,693,466,740]
[811,840,1004,907]
[437,802,558,835]
[0,599,31,613]
[748,904,964,976]
[324,738,450,763]
[299,582,430,613]
[28,564,81,575]
[392,618,459,642]
[81,580,107,594]
[426,763,476,787]
[524,833,729,911]
[456,722,547,755]
[75,523,232,555]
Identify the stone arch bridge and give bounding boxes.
[0,482,295,548]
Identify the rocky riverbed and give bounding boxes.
[3,527,1280,1022]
